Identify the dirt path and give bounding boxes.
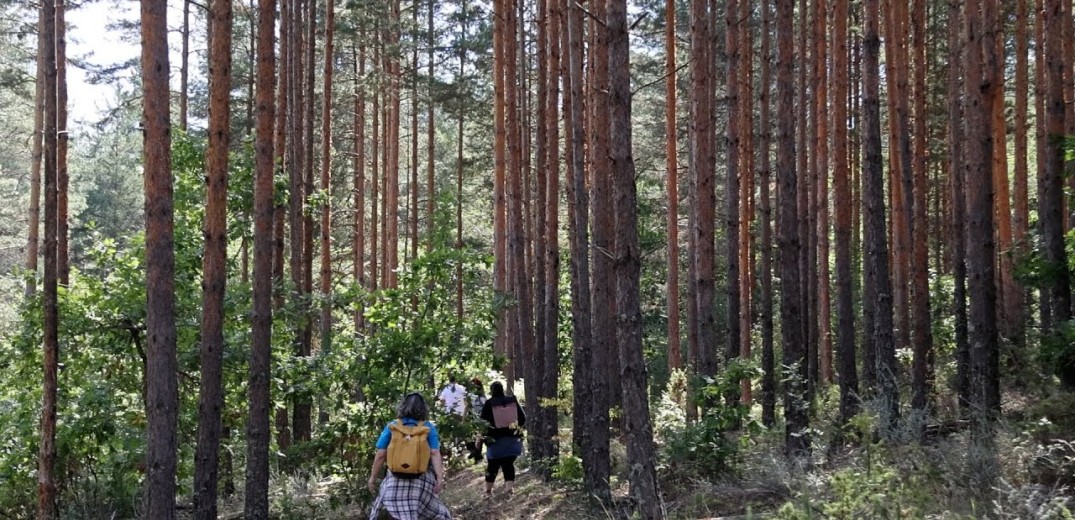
[438,465,606,520]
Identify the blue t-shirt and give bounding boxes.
[375,418,441,450]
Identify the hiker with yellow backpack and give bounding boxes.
[367,392,452,520]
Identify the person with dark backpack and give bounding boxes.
[367,392,452,519]
[479,381,526,496]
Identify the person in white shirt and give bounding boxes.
[437,375,466,416]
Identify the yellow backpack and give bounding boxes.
[386,420,431,478]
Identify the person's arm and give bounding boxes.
[430,449,445,494]
[367,448,387,493]
[480,400,493,424]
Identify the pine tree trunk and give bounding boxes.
[354,39,367,332]
[493,0,509,376]
[726,0,742,400]
[1012,0,1030,324]
[25,6,44,298]
[195,0,233,515]
[542,0,563,475]
[776,0,808,457]
[273,0,293,449]
[387,0,401,288]
[245,0,277,515]
[455,4,466,321]
[532,0,551,469]
[586,0,613,499]
[1043,0,1074,386]
[37,0,58,516]
[141,0,179,515]
[180,0,190,132]
[56,0,69,286]
[691,0,716,384]
[909,0,933,414]
[319,0,336,402]
[665,0,681,373]
[409,0,420,265]
[832,0,858,425]
[862,0,898,429]
[948,0,969,411]
[427,0,435,247]
[965,0,1001,433]
[759,0,776,428]
[814,0,831,386]
[608,0,662,511]
[740,0,755,401]
[565,0,596,495]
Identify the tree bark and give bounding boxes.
[565,0,597,497]
[56,0,69,286]
[965,0,1001,432]
[354,39,367,332]
[245,0,276,515]
[665,0,681,372]
[1043,0,1073,386]
[194,0,232,516]
[759,0,776,428]
[862,0,898,429]
[542,0,563,475]
[319,0,336,378]
[273,0,292,451]
[776,0,808,458]
[586,0,613,498]
[37,0,58,516]
[141,0,179,515]
[180,0,190,132]
[740,0,756,402]
[25,6,44,298]
[814,0,831,387]
[832,0,858,425]
[691,0,716,383]
[726,0,742,401]
[909,0,933,414]
[947,0,969,411]
[608,0,663,514]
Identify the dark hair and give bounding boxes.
[489,381,506,399]
[448,374,457,384]
[397,392,429,421]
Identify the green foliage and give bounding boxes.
[657,362,763,479]
[551,453,584,485]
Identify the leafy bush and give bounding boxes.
[658,361,762,479]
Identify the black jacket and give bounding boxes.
[480,395,526,438]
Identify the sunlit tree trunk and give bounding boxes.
[532,0,551,469]
[37,0,58,516]
[245,0,276,515]
[455,2,466,320]
[493,0,509,376]
[194,0,233,515]
[409,0,420,265]
[387,0,401,288]
[586,0,613,499]
[426,0,435,247]
[141,0,178,515]
[25,7,44,298]
[608,0,662,513]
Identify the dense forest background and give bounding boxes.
[1,0,1075,517]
